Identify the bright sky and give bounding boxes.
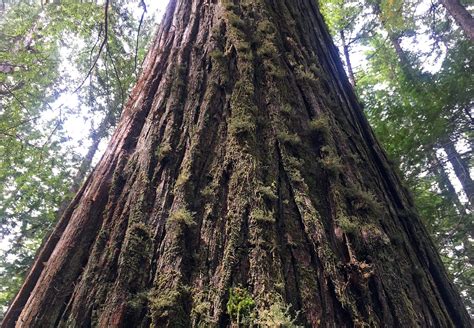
[46,0,171,162]
[147,0,169,16]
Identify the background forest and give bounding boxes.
[0,0,472,319]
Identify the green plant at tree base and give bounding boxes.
[227,287,256,326]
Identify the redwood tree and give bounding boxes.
[2,0,470,327]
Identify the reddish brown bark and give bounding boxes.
[3,0,470,327]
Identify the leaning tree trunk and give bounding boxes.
[339,30,356,87]
[439,0,474,40]
[3,0,470,327]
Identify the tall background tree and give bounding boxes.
[2,0,471,326]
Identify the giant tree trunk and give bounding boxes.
[3,0,470,327]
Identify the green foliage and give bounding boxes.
[148,280,190,327]
[0,0,157,316]
[256,297,300,327]
[228,113,256,137]
[295,65,318,84]
[344,185,382,215]
[175,170,191,188]
[209,49,225,61]
[226,287,256,326]
[337,214,359,234]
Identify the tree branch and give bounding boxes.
[73,0,109,93]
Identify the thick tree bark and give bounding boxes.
[440,0,474,40]
[3,0,470,327]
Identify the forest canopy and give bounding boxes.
[0,0,472,321]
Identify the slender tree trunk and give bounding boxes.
[440,0,474,40]
[443,140,473,205]
[435,155,474,266]
[387,34,413,77]
[3,1,470,327]
[340,30,356,87]
[434,155,465,212]
[372,3,417,83]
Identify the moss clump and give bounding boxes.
[359,224,390,247]
[281,104,293,116]
[320,146,343,177]
[256,297,300,327]
[277,131,301,147]
[309,115,330,140]
[175,170,190,188]
[119,222,153,286]
[200,185,213,198]
[295,65,318,84]
[223,2,238,12]
[257,184,278,202]
[265,61,286,79]
[155,142,172,161]
[228,113,256,137]
[309,63,321,75]
[256,19,275,34]
[257,39,277,58]
[227,287,256,326]
[209,49,225,61]
[344,185,382,215]
[337,214,358,234]
[148,282,190,327]
[167,208,196,228]
[128,291,148,311]
[284,155,304,182]
[250,208,275,223]
[227,13,246,30]
[191,302,212,326]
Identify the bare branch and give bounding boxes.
[134,0,147,73]
[73,0,110,93]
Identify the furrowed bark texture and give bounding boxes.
[3,0,470,327]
